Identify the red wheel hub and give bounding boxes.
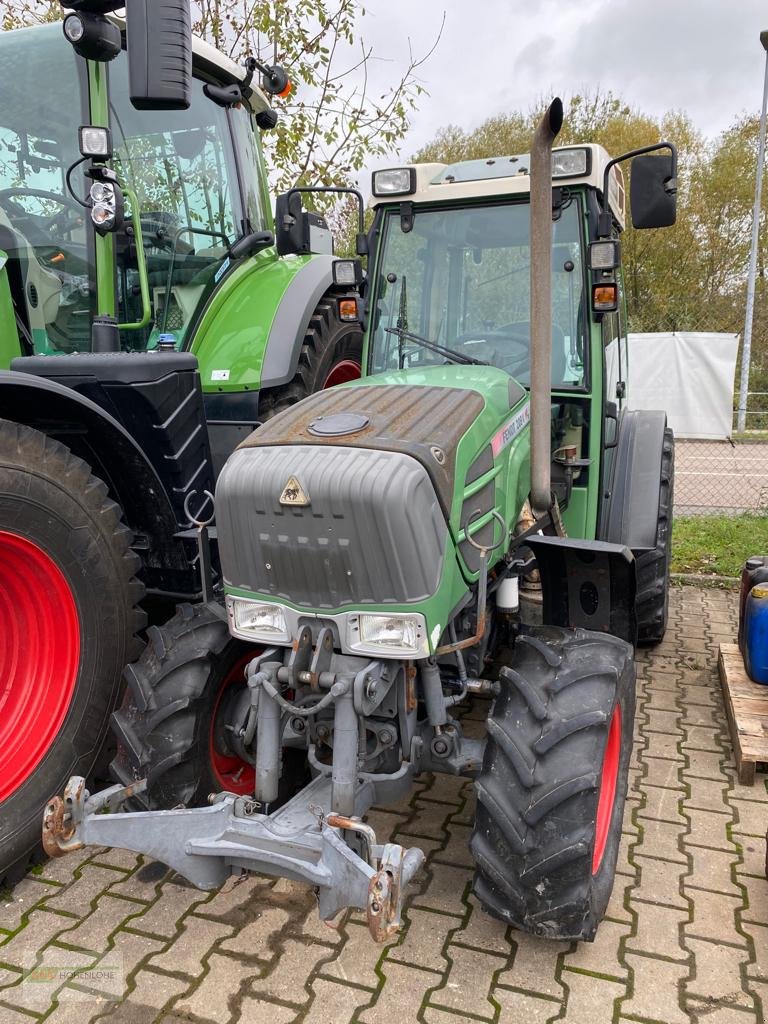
[592,704,622,875]
[323,359,361,389]
[0,531,80,803]
[209,652,257,796]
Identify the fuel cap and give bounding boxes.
[308,412,370,437]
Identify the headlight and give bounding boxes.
[371,167,416,197]
[552,147,590,178]
[90,182,114,204]
[347,612,428,657]
[79,126,113,160]
[589,239,621,271]
[229,597,291,644]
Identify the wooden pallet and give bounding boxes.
[718,643,768,785]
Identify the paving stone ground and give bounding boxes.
[1,586,767,1024]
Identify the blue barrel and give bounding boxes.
[744,584,768,685]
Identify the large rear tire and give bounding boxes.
[635,427,674,645]
[0,420,145,888]
[111,603,307,809]
[258,297,362,420]
[471,626,635,941]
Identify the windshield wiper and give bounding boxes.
[384,325,489,366]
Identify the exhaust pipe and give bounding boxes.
[529,98,563,518]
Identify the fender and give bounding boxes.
[190,250,341,393]
[0,370,199,597]
[599,408,668,552]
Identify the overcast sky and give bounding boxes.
[351,0,768,183]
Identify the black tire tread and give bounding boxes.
[110,603,238,810]
[471,626,635,941]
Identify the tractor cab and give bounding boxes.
[0,20,274,359]
[363,144,664,541]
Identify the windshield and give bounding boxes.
[109,49,266,350]
[0,25,94,354]
[369,199,587,388]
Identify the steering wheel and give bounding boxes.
[455,330,530,374]
[0,188,85,238]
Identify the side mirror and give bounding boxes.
[275,192,307,256]
[275,192,333,256]
[126,0,192,111]
[630,154,677,229]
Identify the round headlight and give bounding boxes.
[63,14,85,43]
[91,203,115,229]
[90,182,114,204]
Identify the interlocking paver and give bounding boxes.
[148,915,233,977]
[43,865,126,919]
[633,818,688,862]
[0,877,62,933]
[493,988,561,1024]
[684,937,756,1010]
[123,877,207,938]
[429,943,506,1018]
[174,952,260,1022]
[633,855,689,909]
[497,934,568,999]
[737,873,768,924]
[684,808,738,851]
[684,889,746,944]
[218,906,289,958]
[562,919,631,979]
[686,846,742,896]
[359,961,440,1023]
[453,893,510,953]
[320,921,387,988]
[627,899,689,960]
[60,893,148,953]
[127,968,190,1011]
[684,777,731,813]
[0,910,76,969]
[560,971,626,1024]
[303,976,373,1023]
[730,799,768,837]
[387,907,457,971]
[3,585,767,1024]
[622,952,691,1024]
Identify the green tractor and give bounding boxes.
[43,99,676,942]
[0,1,365,884]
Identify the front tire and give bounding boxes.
[471,626,635,941]
[0,420,145,887]
[111,603,306,809]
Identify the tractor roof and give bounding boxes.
[370,143,627,229]
[104,14,273,114]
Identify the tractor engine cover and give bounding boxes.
[215,383,483,609]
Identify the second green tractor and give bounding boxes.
[43,95,677,943]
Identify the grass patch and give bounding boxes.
[672,513,768,577]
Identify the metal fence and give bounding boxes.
[659,303,765,516]
[674,437,768,515]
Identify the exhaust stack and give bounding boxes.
[529,98,563,518]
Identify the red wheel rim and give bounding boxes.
[0,531,80,803]
[208,651,258,795]
[323,359,361,389]
[592,704,622,875]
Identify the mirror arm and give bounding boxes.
[598,141,678,237]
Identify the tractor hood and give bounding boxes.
[215,367,532,649]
